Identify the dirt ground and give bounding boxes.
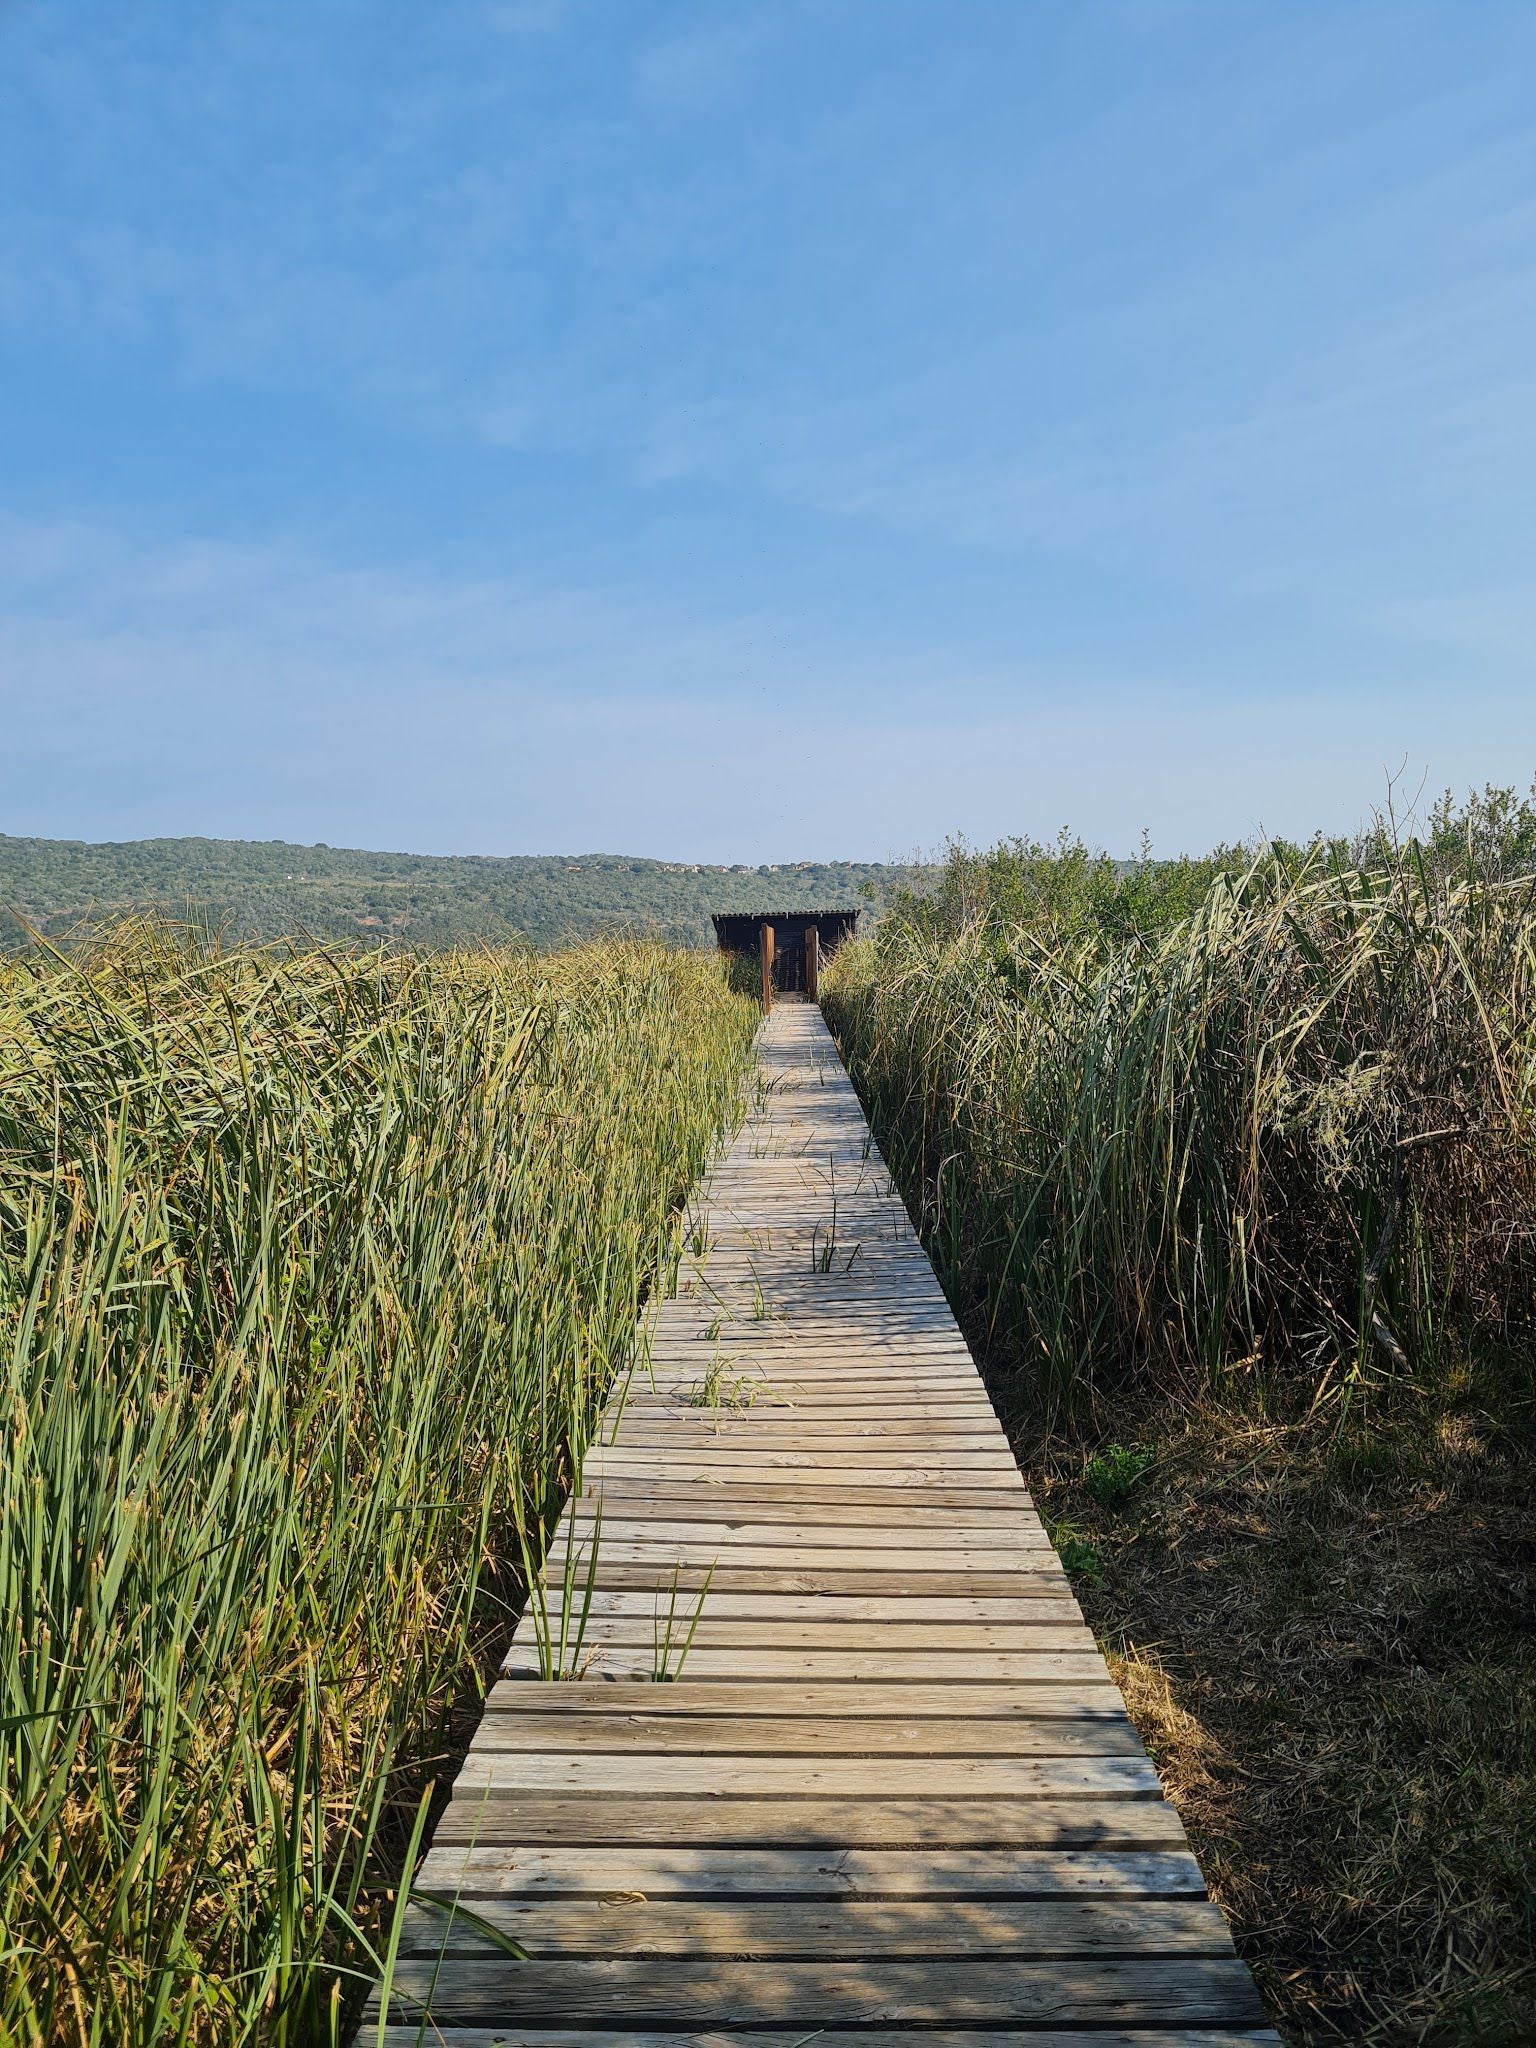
[1005,1384,1536,2045]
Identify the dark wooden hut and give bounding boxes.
[712,909,859,998]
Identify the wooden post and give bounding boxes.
[805,923,820,1003]
[759,922,774,1014]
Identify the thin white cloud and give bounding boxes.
[1,510,1531,861]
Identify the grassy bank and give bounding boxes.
[1,926,755,2046]
[823,816,1536,2043]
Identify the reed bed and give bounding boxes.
[823,826,1536,2038]
[824,842,1536,1416]
[0,925,754,2046]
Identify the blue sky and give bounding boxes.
[2,1,1534,861]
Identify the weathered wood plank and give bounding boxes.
[508,1620,1097,1651]
[467,1711,1142,1755]
[565,1565,1067,1593]
[552,1518,1044,1545]
[432,1793,1189,1848]
[451,1753,1160,1796]
[614,1427,1005,1442]
[537,1593,1082,1622]
[541,1545,1052,1576]
[374,2031,1284,2047]
[482,1679,1129,1714]
[412,1843,1207,1894]
[371,1955,1268,2026]
[397,1893,1233,1956]
[580,1464,1025,1491]
[503,1649,1112,1681]
[572,1487,1036,1521]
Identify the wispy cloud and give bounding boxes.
[1,511,1528,859]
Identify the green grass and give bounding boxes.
[0,922,755,2046]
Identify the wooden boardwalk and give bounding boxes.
[374,1001,1277,2045]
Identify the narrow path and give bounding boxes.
[372,1002,1277,2044]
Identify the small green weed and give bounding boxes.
[1055,1532,1105,1583]
[1083,1443,1154,1511]
[652,1563,715,1681]
[685,1356,762,1416]
[749,1281,784,1322]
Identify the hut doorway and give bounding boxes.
[711,910,860,1004]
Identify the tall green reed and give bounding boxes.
[0,925,754,2045]
[824,846,1536,1418]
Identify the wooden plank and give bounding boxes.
[614,1403,1000,1422]
[582,1449,1025,1472]
[616,1363,994,1386]
[568,1566,1071,1594]
[643,1327,975,1343]
[585,1425,1011,1441]
[577,1476,1027,1500]
[371,1955,1268,2025]
[535,1592,1084,1618]
[397,1893,1234,1956]
[696,1242,927,1258]
[554,1518,1054,1552]
[413,1843,1207,1894]
[508,1621,1097,1651]
[452,1754,1160,1796]
[432,1794,1189,1847]
[640,1345,980,1361]
[467,1712,1143,1755]
[482,1680,1129,1714]
[573,1495,1039,1524]
[578,1484,1028,1512]
[633,1371,986,1388]
[540,1545,1049,1574]
[654,1290,957,1306]
[603,1417,1006,1439]
[581,1462,1025,1489]
[616,1403,1003,1422]
[656,1298,958,1315]
[590,1438,1017,1460]
[503,1650,1111,1682]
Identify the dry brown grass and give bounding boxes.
[1015,1381,1536,2045]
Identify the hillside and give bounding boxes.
[0,834,923,950]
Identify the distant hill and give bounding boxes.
[0,834,924,951]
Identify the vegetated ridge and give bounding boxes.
[0,832,921,950]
